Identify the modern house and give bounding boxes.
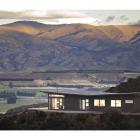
[43,89,140,113]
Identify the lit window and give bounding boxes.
[94,99,105,107]
[85,99,89,107]
[125,100,133,104]
[80,99,89,110]
[52,98,59,109]
[111,100,121,107]
[94,99,99,106]
[100,100,105,107]
[50,98,64,110]
[49,94,64,97]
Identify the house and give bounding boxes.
[43,89,140,113]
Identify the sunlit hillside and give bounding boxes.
[0,21,140,71]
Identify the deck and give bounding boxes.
[28,107,140,115]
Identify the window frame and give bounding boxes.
[111,100,121,107]
[49,97,64,110]
[125,100,133,104]
[80,98,89,110]
[94,99,105,107]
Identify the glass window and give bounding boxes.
[85,99,89,107]
[111,100,116,107]
[82,100,86,110]
[111,100,121,107]
[49,94,64,97]
[52,98,59,109]
[80,99,89,110]
[50,98,64,110]
[59,98,63,106]
[94,99,100,106]
[94,99,105,107]
[125,100,133,104]
[116,100,121,107]
[100,100,105,107]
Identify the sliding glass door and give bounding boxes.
[49,97,64,110]
[80,99,89,110]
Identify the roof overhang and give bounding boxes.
[41,89,140,96]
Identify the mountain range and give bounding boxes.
[0,21,140,71]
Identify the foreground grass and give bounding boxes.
[0,109,140,130]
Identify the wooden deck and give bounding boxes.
[28,107,140,115]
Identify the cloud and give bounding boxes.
[119,15,129,21]
[128,19,140,25]
[105,16,115,22]
[0,10,139,25]
[136,20,140,24]
[0,10,96,25]
[0,11,20,19]
[45,11,85,19]
[0,10,86,20]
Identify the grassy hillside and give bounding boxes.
[0,109,140,130]
[107,76,140,93]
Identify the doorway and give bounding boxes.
[49,97,64,110]
[80,99,89,110]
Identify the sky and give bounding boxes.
[0,0,139,25]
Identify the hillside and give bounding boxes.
[107,76,140,93]
[0,21,140,71]
[0,109,140,130]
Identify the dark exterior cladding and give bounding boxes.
[43,89,140,113]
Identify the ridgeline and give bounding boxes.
[107,76,140,93]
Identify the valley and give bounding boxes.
[0,21,140,115]
[0,71,140,113]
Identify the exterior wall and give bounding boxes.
[64,94,140,112]
[48,92,140,113]
[89,95,136,112]
[133,96,140,112]
[64,95,80,110]
[89,96,110,112]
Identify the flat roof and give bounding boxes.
[42,89,140,96]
